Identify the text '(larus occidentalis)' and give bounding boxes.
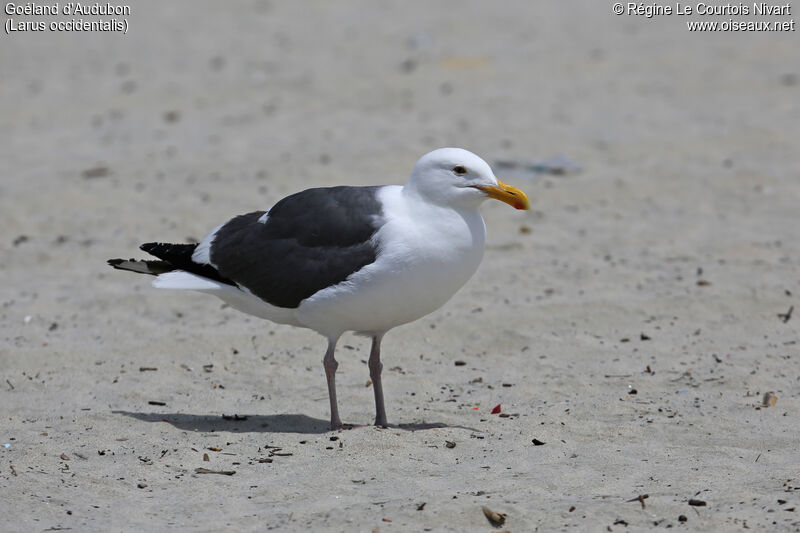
[109,148,530,430]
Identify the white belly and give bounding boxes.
[296,187,486,337]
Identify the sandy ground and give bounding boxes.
[2,1,799,531]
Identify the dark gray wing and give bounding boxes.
[209,186,385,308]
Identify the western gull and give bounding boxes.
[108,148,530,429]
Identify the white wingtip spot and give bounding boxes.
[192,221,225,266]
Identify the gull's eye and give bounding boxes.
[452,165,467,175]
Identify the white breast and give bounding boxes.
[297,186,486,337]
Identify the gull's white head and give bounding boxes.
[405,148,530,211]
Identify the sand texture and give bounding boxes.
[2,2,799,531]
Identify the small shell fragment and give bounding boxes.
[762,391,778,407]
[482,506,507,527]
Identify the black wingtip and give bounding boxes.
[134,241,233,285]
[107,257,177,276]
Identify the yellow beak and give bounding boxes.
[473,180,531,210]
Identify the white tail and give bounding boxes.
[152,271,227,291]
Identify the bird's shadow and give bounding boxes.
[112,411,479,434]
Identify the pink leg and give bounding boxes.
[369,334,388,427]
[323,337,343,430]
